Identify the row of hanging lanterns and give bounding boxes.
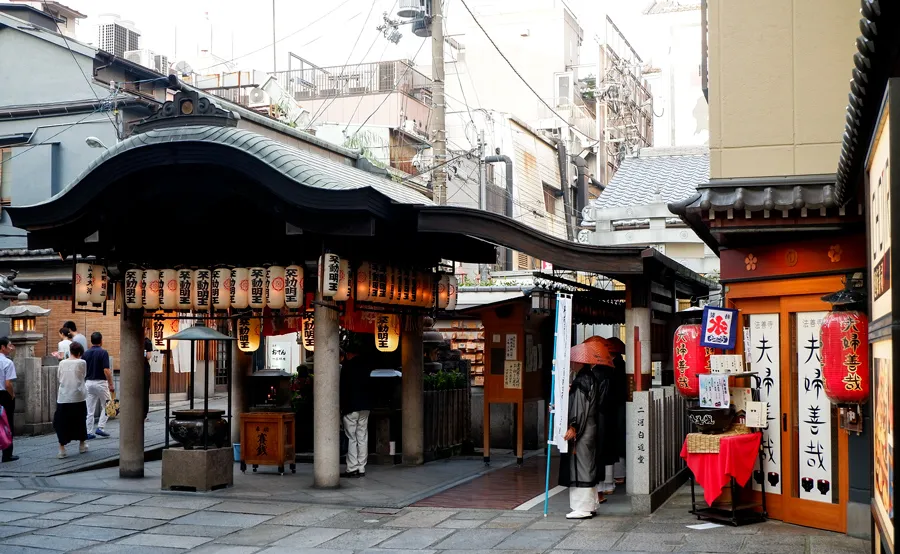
[74,263,108,305]
[124,266,305,311]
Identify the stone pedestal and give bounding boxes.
[161,447,234,491]
[11,335,52,436]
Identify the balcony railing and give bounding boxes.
[272,60,433,105]
[537,97,598,140]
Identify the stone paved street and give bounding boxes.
[0,477,869,553]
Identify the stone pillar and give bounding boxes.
[119,309,145,478]
[230,345,251,444]
[401,316,424,465]
[313,297,340,488]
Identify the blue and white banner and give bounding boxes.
[700,306,739,350]
[550,293,573,454]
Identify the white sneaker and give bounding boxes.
[566,510,593,520]
[57,451,67,459]
[79,443,88,454]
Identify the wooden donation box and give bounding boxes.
[239,369,296,475]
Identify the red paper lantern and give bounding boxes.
[673,323,712,398]
[820,310,869,404]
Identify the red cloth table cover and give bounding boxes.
[680,432,762,506]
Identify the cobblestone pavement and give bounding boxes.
[0,479,869,553]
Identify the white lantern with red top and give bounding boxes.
[267,266,286,309]
[176,269,193,310]
[284,265,303,309]
[160,269,178,310]
[333,259,350,301]
[447,275,459,311]
[231,268,249,309]
[211,268,231,311]
[142,269,160,310]
[90,265,108,305]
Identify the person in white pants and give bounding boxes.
[339,349,371,478]
[82,332,113,439]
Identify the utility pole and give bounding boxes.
[478,129,486,210]
[272,0,277,73]
[431,0,447,205]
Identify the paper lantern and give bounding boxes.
[375,313,400,352]
[74,263,93,304]
[673,323,712,398]
[319,254,341,297]
[90,264,108,304]
[821,311,869,404]
[142,270,160,310]
[160,269,178,310]
[152,313,179,349]
[176,269,193,310]
[211,268,231,311]
[231,268,250,309]
[419,272,434,308]
[249,267,267,309]
[437,275,450,309]
[124,269,142,309]
[447,275,459,311]
[266,266,286,309]
[356,262,372,302]
[334,259,351,302]
[284,265,303,309]
[192,269,211,311]
[301,312,315,351]
[236,317,261,353]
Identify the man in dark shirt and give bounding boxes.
[143,330,153,422]
[339,349,371,478]
[83,332,113,439]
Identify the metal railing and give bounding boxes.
[271,60,432,105]
[537,97,598,140]
[649,385,688,494]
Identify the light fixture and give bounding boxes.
[85,136,107,149]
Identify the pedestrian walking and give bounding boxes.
[63,321,88,351]
[83,332,113,440]
[0,337,18,462]
[606,337,628,485]
[54,341,88,458]
[56,327,73,360]
[559,341,606,519]
[340,348,371,478]
[143,328,153,422]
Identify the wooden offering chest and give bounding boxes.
[239,369,296,475]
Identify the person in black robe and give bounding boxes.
[558,363,599,519]
[592,362,618,501]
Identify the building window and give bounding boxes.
[543,184,557,215]
[0,149,11,206]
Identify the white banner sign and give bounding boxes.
[550,294,573,454]
[797,312,832,503]
[750,313,782,495]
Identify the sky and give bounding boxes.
[70,0,653,74]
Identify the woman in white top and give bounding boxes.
[56,327,73,360]
[53,341,88,458]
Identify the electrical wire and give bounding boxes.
[305,0,383,130]
[0,106,112,169]
[397,147,476,185]
[197,0,355,74]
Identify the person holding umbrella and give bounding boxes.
[558,339,612,519]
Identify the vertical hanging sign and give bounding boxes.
[750,313,782,495]
[550,293,573,453]
[796,311,832,503]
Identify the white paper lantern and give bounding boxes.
[284,265,303,309]
[176,269,193,310]
[319,254,341,297]
[374,313,400,352]
[437,275,450,309]
[152,312,179,349]
[160,269,178,310]
[301,312,315,351]
[74,263,93,305]
[90,264,108,305]
[236,317,261,352]
[124,269,142,309]
[192,269,211,311]
[334,259,350,302]
[231,268,250,309]
[267,266,286,309]
[447,275,459,311]
[142,270,160,310]
[249,267,267,309]
[211,268,232,311]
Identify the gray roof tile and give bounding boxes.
[593,147,709,210]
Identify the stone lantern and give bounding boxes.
[0,304,51,435]
[0,305,50,361]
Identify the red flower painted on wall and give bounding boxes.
[744,254,758,271]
